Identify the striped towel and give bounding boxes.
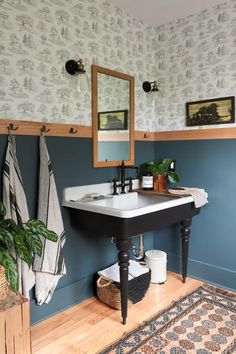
[33,135,66,305]
[2,135,35,298]
[168,187,208,208]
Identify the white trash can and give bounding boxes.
[145,250,167,284]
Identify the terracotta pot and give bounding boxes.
[153,174,167,191]
[153,175,159,191]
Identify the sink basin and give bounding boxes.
[64,181,198,237]
[64,191,193,218]
[63,181,193,219]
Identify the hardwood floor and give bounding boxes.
[31,272,203,354]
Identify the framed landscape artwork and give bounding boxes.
[186,96,235,126]
[98,110,128,130]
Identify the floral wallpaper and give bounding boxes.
[153,0,236,131]
[0,0,235,132]
[0,0,156,131]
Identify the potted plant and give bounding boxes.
[0,201,57,295]
[147,159,179,191]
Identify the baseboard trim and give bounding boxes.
[30,274,95,324]
[167,252,236,292]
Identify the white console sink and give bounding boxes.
[63,181,193,218]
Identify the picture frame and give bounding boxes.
[186,96,235,126]
[98,110,128,131]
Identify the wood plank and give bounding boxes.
[5,307,14,354]
[137,188,188,198]
[155,127,236,141]
[22,300,32,354]
[0,311,6,354]
[0,119,92,138]
[12,305,24,354]
[0,293,31,354]
[2,118,236,141]
[31,272,203,354]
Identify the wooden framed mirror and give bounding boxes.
[92,65,135,167]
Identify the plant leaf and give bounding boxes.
[25,219,58,242]
[25,219,47,232]
[0,201,6,219]
[5,218,19,232]
[0,228,14,249]
[14,232,33,267]
[0,249,18,292]
[168,172,179,184]
[43,230,58,242]
[25,230,42,256]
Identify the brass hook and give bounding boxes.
[40,125,50,134]
[69,127,78,134]
[8,123,19,132]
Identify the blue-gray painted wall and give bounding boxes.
[1,136,235,323]
[0,136,154,323]
[154,140,236,291]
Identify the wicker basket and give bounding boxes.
[97,270,151,310]
[0,265,9,301]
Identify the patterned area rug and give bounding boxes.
[99,284,236,354]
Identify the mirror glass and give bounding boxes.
[92,65,134,167]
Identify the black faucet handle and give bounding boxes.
[112,178,118,195]
[126,176,133,192]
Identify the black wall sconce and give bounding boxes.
[65,58,89,91]
[142,81,160,106]
[65,59,86,75]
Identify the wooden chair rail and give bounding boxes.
[0,119,92,138]
[1,119,236,141]
[155,127,236,141]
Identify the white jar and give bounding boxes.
[142,175,153,190]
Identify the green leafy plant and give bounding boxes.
[141,159,179,184]
[0,201,58,292]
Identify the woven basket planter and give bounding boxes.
[0,265,9,301]
[97,270,151,310]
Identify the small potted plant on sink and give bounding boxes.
[147,159,179,191]
[0,200,57,298]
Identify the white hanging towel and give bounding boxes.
[33,135,66,305]
[2,135,35,298]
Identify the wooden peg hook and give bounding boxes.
[8,123,19,132]
[69,127,78,134]
[40,125,50,133]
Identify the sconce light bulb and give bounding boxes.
[77,59,86,73]
[143,80,160,106]
[152,81,159,92]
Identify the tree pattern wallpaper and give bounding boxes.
[0,0,235,132]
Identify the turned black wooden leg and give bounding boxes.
[116,239,130,325]
[181,218,192,283]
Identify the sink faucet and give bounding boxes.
[114,160,139,194]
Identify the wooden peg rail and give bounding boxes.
[0,119,92,138]
[0,119,156,141]
[1,119,236,141]
[155,127,236,141]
